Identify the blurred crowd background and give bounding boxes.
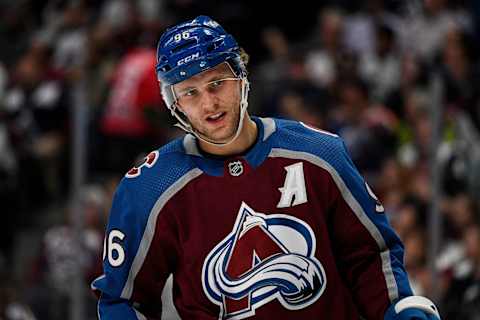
[0,0,480,319]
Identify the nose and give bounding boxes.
[199,90,220,112]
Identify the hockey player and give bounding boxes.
[92,16,441,320]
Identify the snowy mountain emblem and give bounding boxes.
[202,202,326,319]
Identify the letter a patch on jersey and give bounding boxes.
[277,162,308,208]
[202,202,326,319]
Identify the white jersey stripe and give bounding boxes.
[134,309,147,320]
[259,117,276,141]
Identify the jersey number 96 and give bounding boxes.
[103,229,126,267]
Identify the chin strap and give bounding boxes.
[385,296,441,320]
[172,76,250,147]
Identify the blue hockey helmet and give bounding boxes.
[155,16,250,145]
[156,15,246,87]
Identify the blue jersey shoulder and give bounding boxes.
[116,137,197,218]
[270,118,346,164]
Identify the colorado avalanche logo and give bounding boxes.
[202,202,327,319]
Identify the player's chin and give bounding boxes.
[206,126,237,144]
[210,131,236,144]
[207,122,236,141]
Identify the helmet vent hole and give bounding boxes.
[171,40,196,53]
[213,39,224,47]
[160,65,171,72]
[207,44,215,52]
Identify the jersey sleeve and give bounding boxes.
[91,178,177,320]
[327,139,413,320]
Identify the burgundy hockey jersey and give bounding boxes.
[92,117,413,319]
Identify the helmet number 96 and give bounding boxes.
[174,31,190,42]
[103,230,126,267]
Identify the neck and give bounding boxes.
[199,115,258,156]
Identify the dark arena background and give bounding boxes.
[0,0,479,319]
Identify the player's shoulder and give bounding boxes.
[269,117,344,155]
[113,136,200,211]
[124,137,194,179]
[267,117,355,179]
[273,118,339,137]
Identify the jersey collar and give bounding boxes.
[183,117,276,176]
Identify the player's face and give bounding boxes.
[173,63,242,143]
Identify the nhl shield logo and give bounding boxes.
[202,202,327,319]
[228,161,244,177]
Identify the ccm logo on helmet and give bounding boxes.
[177,52,200,66]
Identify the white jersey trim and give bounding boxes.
[183,134,202,157]
[91,274,106,291]
[161,274,182,320]
[134,309,147,320]
[259,117,276,141]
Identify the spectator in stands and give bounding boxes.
[27,184,108,320]
[94,6,167,174]
[442,223,480,320]
[359,23,401,103]
[2,42,70,210]
[305,8,346,88]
